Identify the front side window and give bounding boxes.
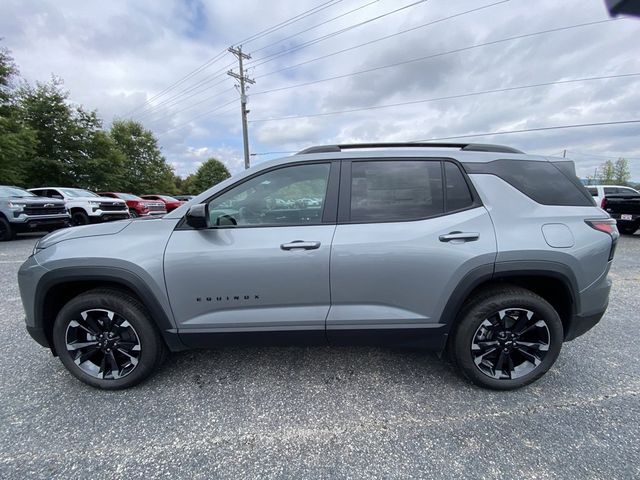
[350,161,443,222]
[207,163,330,226]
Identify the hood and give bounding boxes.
[9,196,66,207]
[92,196,127,205]
[36,219,132,250]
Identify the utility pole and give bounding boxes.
[563,149,566,158]
[228,46,255,170]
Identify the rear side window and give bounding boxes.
[350,161,443,222]
[587,187,598,196]
[464,160,594,206]
[444,162,473,211]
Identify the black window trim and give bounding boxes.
[176,160,340,230]
[337,157,483,225]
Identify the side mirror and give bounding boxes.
[185,204,208,229]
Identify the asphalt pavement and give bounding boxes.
[1,233,639,479]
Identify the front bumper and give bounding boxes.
[11,214,70,232]
[89,210,130,222]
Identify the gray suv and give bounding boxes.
[17,143,617,390]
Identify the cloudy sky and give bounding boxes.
[2,0,640,179]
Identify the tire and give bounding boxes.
[52,289,167,389]
[618,223,638,235]
[0,216,15,241]
[70,210,89,226]
[129,210,139,218]
[450,285,563,390]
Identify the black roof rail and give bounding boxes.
[296,142,524,155]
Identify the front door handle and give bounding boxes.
[281,240,321,250]
[439,231,480,242]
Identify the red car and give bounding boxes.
[99,192,167,217]
[141,194,185,212]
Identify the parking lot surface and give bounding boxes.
[1,233,639,479]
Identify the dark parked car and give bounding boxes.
[0,185,69,241]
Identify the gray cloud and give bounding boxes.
[1,0,640,179]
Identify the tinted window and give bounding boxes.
[444,162,473,211]
[464,160,593,206]
[619,187,640,197]
[587,187,598,196]
[0,186,35,197]
[604,187,619,195]
[350,161,443,222]
[207,163,330,226]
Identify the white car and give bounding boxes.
[586,184,640,208]
[29,187,130,226]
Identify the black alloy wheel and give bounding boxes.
[451,286,563,390]
[53,289,166,389]
[71,211,89,226]
[65,309,141,380]
[471,308,550,380]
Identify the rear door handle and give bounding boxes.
[280,240,321,250]
[439,231,480,242]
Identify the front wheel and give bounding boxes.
[129,210,139,218]
[52,289,166,389]
[71,210,89,226]
[0,216,15,241]
[450,286,563,390]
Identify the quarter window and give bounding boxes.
[444,162,474,211]
[350,161,443,222]
[207,163,330,226]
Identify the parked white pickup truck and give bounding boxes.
[29,187,130,226]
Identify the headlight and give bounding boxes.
[8,202,27,211]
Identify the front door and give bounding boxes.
[164,161,339,346]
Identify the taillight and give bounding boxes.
[585,218,619,261]
[600,197,606,209]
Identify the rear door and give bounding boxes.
[327,158,496,346]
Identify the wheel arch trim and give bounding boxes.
[34,266,186,351]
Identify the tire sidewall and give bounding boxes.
[71,211,89,226]
[0,216,14,241]
[453,292,563,390]
[52,292,163,389]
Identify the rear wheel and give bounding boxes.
[0,216,15,241]
[52,289,166,389]
[450,286,563,390]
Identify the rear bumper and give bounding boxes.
[564,308,607,341]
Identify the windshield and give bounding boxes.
[160,195,179,202]
[60,188,99,198]
[0,186,36,198]
[115,193,142,200]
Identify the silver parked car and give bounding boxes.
[18,143,617,390]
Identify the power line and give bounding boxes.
[155,99,238,137]
[249,72,640,122]
[412,120,640,142]
[240,0,345,46]
[250,0,381,56]
[250,120,640,156]
[142,87,236,126]
[125,0,346,117]
[248,0,430,68]
[254,17,621,82]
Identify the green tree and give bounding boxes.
[600,159,615,184]
[0,45,37,185]
[110,119,176,194]
[613,157,630,185]
[190,157,230,194]
[17,78,102,187]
